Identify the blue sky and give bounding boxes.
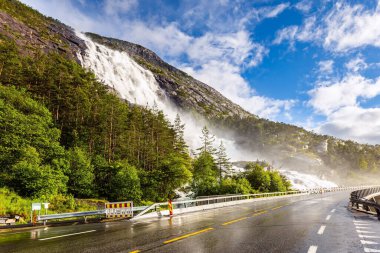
[20,0,380,144]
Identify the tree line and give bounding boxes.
[0,34,291,209]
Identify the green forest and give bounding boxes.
[0,31,290,220]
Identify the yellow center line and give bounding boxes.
[252,210,267,216]
[222,217,248,226]
[271,205,283,210]
[163,228,214,244]
[129,250,141,253]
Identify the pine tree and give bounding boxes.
[173,114,188,155]
[197,126,216,155]
[216,141,231,184]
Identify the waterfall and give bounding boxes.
[77,32,165,108]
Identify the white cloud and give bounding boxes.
[318,60,334,74]
[309,70,380,144]
[275,2,380,52]
[104,0,137,16]
[295,0,313,13]
[250,3,290,21]
[273,17,321,46]
[122,22,192,57]
[318,106,380,144]
[308,74,380,115]
[20,0,117,34]
[345,56,368,73]
[181,60,295,119]
[323,2,380,52]
[273,25,298,45]
[186,30,267,67]
[265,3,290,18]
[181,61,251,99]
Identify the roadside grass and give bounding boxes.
[0,188,105,223]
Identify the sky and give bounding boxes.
[20,0,380,145]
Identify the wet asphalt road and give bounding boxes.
[1,191,379,253]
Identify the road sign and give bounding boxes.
[105,201,133,218]
[42,203,49,209]
[32,203,41,211]
[31,203,41,224]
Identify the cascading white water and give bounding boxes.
[77,32,164,108]
[278,169,338,190]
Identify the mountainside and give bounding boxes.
[0,0,84,59]
[1,0,380,186]
[84,33,251,119]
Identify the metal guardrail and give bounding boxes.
[37,206,148,223]
[36,185,379,223]
[37,210,105,223]
[133,190,305,220]
[350,187,380,220]
[132,186,379,220]
[351,186,380,199]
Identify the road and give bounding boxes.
[1,191,379,253]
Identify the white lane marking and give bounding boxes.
[317,225,326,235]
[357,230,376,234]
[38,230,96,241]
[307,245,318,253]
[364,248,380,252]
[356,226,371,229]
[361,240,380,245]
[326,215,331,221]
[354,221,370,225]
[331,209,336,213]
[359,235,380,239]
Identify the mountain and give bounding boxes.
[1,0,379,185]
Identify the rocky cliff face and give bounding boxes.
[0,0,85,60]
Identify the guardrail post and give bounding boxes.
[375,207,380,221]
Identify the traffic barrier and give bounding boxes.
[105,201,133,218]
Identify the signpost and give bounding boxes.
[105,201,133,218]
[31,203,41,224]
[42,203,49,215]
